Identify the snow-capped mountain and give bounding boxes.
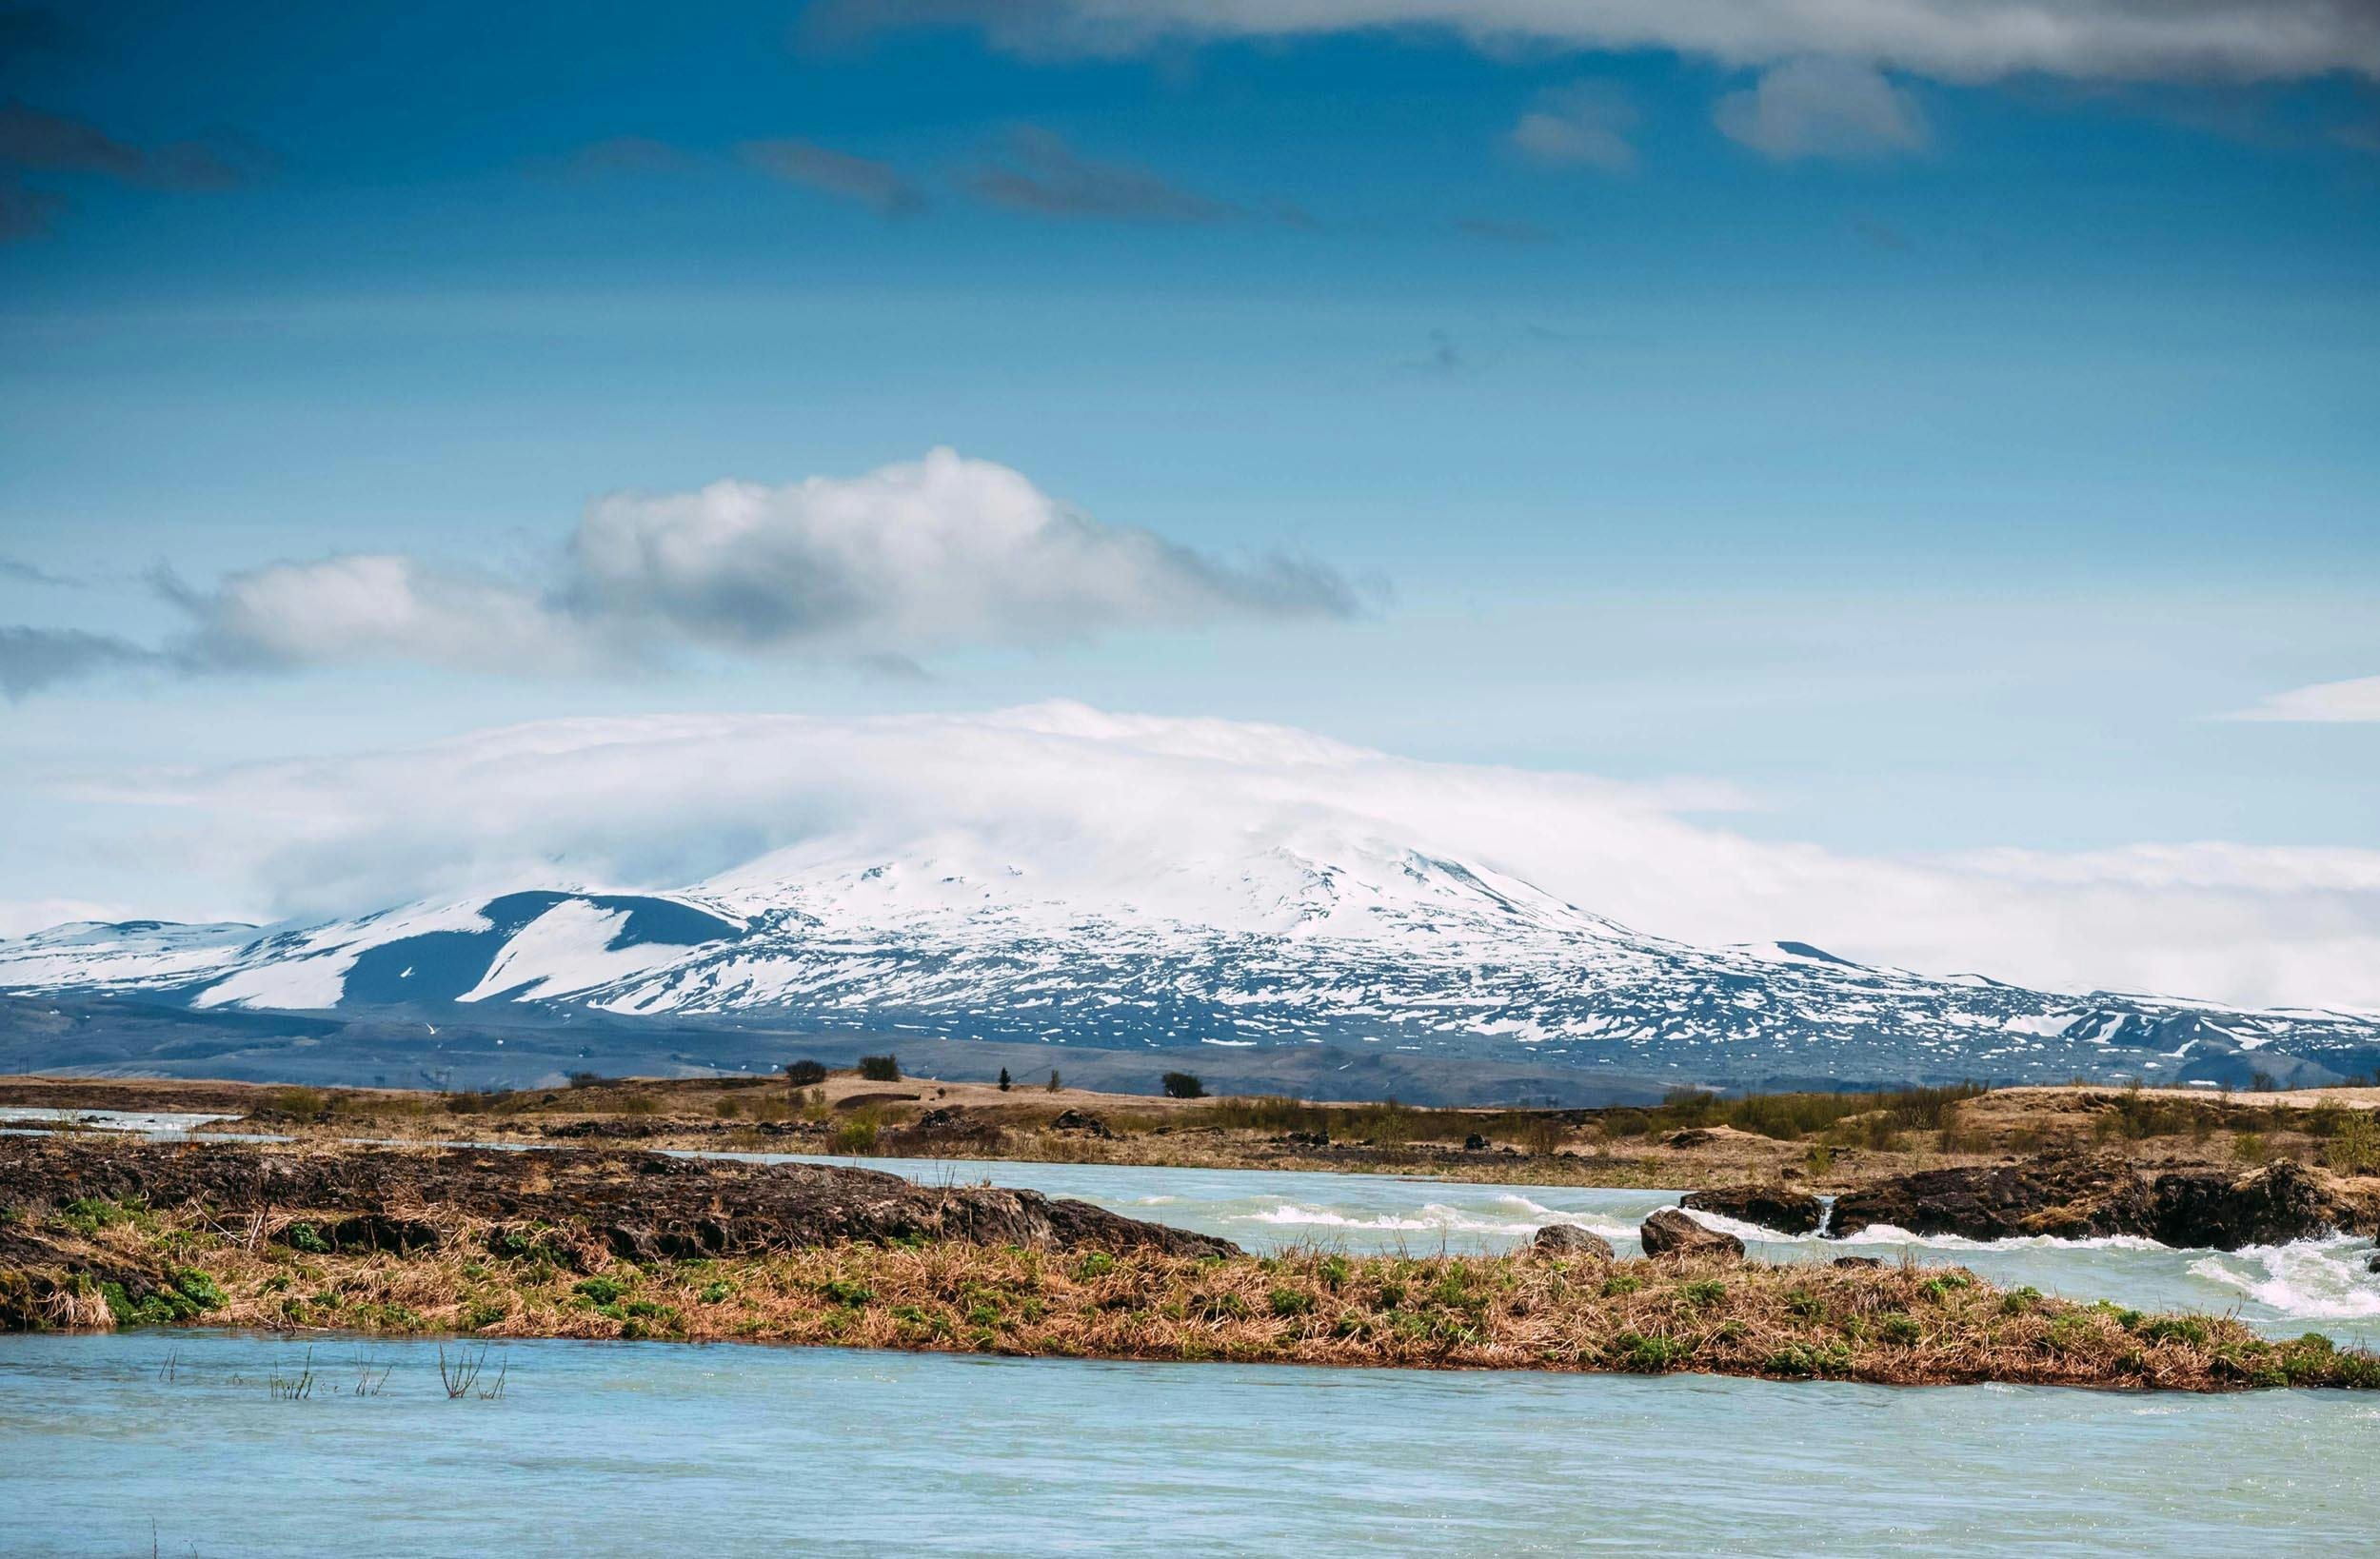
[7,827,2377,1092]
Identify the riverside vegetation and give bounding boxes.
[12,1070,2380,1194]
[1,1134,2376,1392]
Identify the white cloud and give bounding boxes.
[12,449,1356,694]
[0,898,129,938]
[851,0,2380,84]
[2226,673,2380,722]
[1512,82,1638,171]
[178,555,596,675]
[60,703,2380,1013]
[562,447,1347,651]
[1714,58,1929,161]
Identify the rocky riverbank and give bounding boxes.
[1681,1154,2376,1251]
[3,1135,2377,1391]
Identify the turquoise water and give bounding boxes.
[7,1148,2380,1553]
[805,1153,2380,1350]
[3,1330,2376,1556]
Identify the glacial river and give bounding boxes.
[4,1150,2379,1554]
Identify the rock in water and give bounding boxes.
[1826,1154,2363,1251]
[1531,1224,1616,1262]
[2147,1160,2348,1249]
[1680,1185,1825,1235]
[1638,1208,1744,1260]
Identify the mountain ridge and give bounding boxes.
[6,833,2377,1095]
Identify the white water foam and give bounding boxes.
[1236,1201,1636,1239]
[2190,1238,2380,1321]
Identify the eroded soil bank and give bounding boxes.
[3,1135,2376,1391]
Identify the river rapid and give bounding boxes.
[4,1137,2379,1553]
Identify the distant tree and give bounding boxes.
[858,1054,902,1083]
[783,1059,827,1088]
[1161,1072,1204,1100]
[997,1068,1012,1092]
[2250,1072,2279,1094]
[1046,1070,1061,1093]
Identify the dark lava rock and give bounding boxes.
[1462,1133,1489,1152]
[544,1118,667,1140]
[1638,1208,1744,1260]
[1284,1131,1331,1149]
[0,1135,1240,1303]
[1530,1224,1616,1262]
[1826,1154,2360,1251]
[1680,1185,1825,1236]
[2368,1251,2380,1274]
[1831,1256,1885,1270]
[1050,1110,1114,1140]
[913,1107,960,1131]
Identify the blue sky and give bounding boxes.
[2,1,2377,984]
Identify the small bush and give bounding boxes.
[574,1276,629,1306]
[998,1068,1012,1092]
[2232,1131,2270,1165]
[783,1059,828,1088]
[1161,1072,1205,1100]
[1046,1070,1062,1093]
[833,1115,881,1154]
[858,1055,902,1083]
[2326,1114,2379,1174]
[1269,1287,1317,1318]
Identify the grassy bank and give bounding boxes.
[10,1197,2376,1391]
[12,1075,2380,1195]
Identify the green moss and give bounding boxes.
[1268,1287,1316,1318]
[573,1275,630,1306]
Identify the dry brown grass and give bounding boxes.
[22,1204,2377,1391]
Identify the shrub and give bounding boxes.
[858,1055,902,1083]
[2326,1114,2379,1174]
[1269,1287,1317,1318]
[1046,1070,1062,1093]
[998,1068,1012,1092]
[834,1114,881,1154]
[574,1276,629,1306]
[783,1059,828,1087]
[1161,1072,1205,1100]
[2232,1131,2270,1165]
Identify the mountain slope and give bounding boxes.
[6,830,2376,1093]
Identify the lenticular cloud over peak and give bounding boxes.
[59,702,2380,1014]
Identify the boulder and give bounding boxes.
[1638,1208,1743,1260]
[1680,1185,1824,1236]
[1830,1255,1885,1270]
[1049,1109,1114,1139]
[1531,1224,1616,1262]
[1462,1133,1489,1152]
